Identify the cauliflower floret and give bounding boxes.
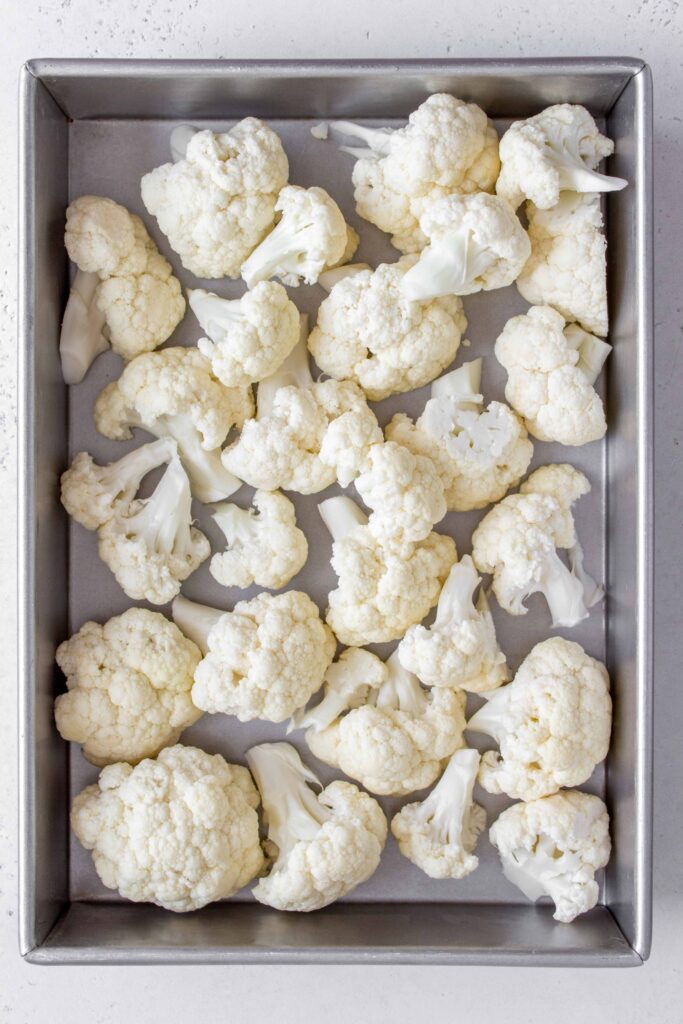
[98,455,209,605]
[353,440,446,543]
[319,495,457,645]
[391,749,485,879]
[516,193,608,336]
[71,744,265,912]
[308,258,466,402]
[95,346,253,503]
[471,464,602,628]
[209,490,308,590]
[247,743,386,912]
[173,592,335,723]
[400,193,531,301]
[241,186,351,288]
[61,197,185,380]
[398,555,508,693]
[330,94,500,252]
[496,104,627,211]
[141,120,289,278]
[468,637,612,801]
[495,305,610,446]
[489,789,611,923]
[386,359,533,511]
[54,608,202,766]
[223,321,381,493]
[190,281,300,388]
[295,650,466,796]
[60,437,176,531]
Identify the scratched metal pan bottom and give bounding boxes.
[18,59,653,965]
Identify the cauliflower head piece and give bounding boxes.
[141,120,289,278]
[468,637,612,801]
[495,305,610,446]
[489,789,611,923]
[496,104,627,211]
[391,748,485,879]
[354,440,447,543]
[386,359,533,511]
[516,193,608,336]
[331,93,500,252]
[398,555,508,693]
[247,743,386,912]
[54,608,202,766]
[175,592,335,723]
[210,489,308,590]
[308,258,466,401]
[71,744,264,911]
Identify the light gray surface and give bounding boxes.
[2,0,681,1020]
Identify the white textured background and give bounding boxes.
[1,2,681,1021]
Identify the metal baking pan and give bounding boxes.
[18,58,653,966]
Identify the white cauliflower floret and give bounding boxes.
[95,346,253,502]
[495,306,610,446]
[386,359,533,511]
[247,743,386,912]
[516,193,609,336]
[54,608,202,766]
[330,93,500,252]
[471,463,602,628]
[173,592,335,723]
[308,258,467,401]
[354,441,446,543]
[468,637,612,801]
[319,495,457,645]
[241,186,351,288]
[489,789,611,923]
[391,749,485,879]
[141,120,289,278]
[209,490,308,590]
[399,555,508,693]
[400,193,531,301]
[71,744,264,912]
[60,437,176,531]
[223,321,380,493]
[190,281,300,388]
[98,455,209,605]
[62,196,185,380]
[293,650,466,796]
[496,104,627,211]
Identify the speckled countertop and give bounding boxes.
[1,2,682,1021]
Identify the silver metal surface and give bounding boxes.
[18,58,653,966]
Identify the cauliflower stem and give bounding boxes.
[409,748,482,848]
[401,226,496,301]
[318,494,369,542]
[256,316,312,417]
[370,651,428,716]
[59,269,110,385]
[172,594,226,655]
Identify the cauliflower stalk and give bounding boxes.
[71,745,265,912]
[95,346,253,503]
[172,591,335,723]
[489,790,611,923]
[386,359,533,511]
[496,104,627,211]
[354,440,447,543]
[400,193,531,301]
[495,306,611,446]
[391,748,485,879]
[246,742,386,912]
[54,608,202,766]
[471,463,603,628]
[398,555,508,692]
[319,495,457,645]
[330,93,500,252]
[210,489,308,590]
[141,120,289,278]
[467,637,612,801]
[293,648,466,796]
[59,269,110,386]
[241,185,354,288]
[190,281,300,388]
[308,257,467,401]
